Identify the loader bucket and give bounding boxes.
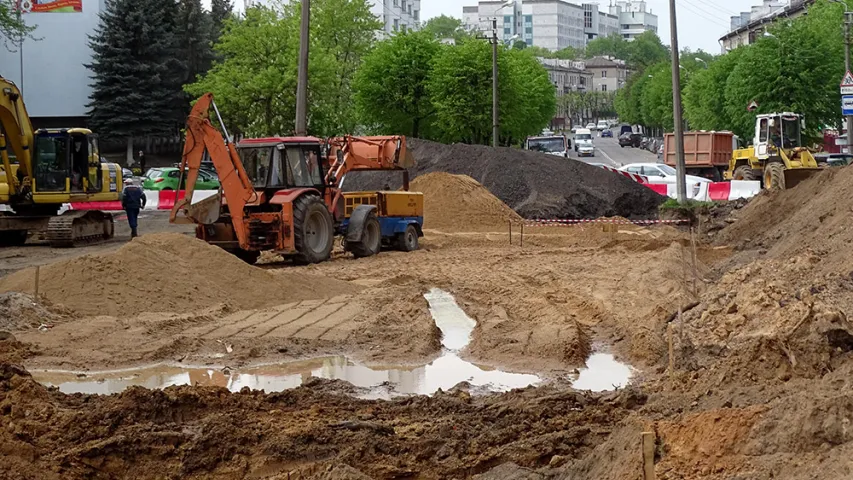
[783,168,822,190]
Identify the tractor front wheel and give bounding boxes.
[347,212,381,258]
[764,162,786,190]
[733,165,758,181]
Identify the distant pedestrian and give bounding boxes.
[137,150,146,175]
[120,178,146,238]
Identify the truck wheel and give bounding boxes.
[396,224,419,252]
[733,165,758,181]
[293,194,334,264]
[347,213,381,258]
[233,249,260,265]
[764,163,786,190]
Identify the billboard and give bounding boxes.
[17,0,83,13]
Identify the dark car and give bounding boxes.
[601,129,613,138]
[619,132,643,148]
[816,153,853,167]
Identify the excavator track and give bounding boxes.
[46,211,115,248]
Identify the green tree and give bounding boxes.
[615,72,649,125]
[627,31,669,70]
[0,2,32,47]
[683,48,743,131]
[177,0,215,85]
[88,0,186,160]
[585,34,629,60]
[553,46,580,60]
[427,42,554,145]
[525,45,555,58]
[639,62,675,130]
[512,39,527,50]
[353,31,441,137]
[422,14,468,42]
[210,0,233,42]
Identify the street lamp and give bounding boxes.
[694,57,708,68]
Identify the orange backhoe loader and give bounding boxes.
[170,93,423,264]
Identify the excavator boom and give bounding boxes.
[170,93,258,249]
[0,76,34,195]
[325,135,412,188]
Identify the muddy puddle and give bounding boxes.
[571,352,634,392]
[31,289,541,398]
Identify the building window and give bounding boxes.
[394,18,399,30]
[414,10,419,21]
[504,15,513,26]
[621,24,630,29]
[401,24,407,32]
[526,38,532,45]
[584,11,592,28]
[602,71,607,78]
[408,5,412,15]
[601,84,607,92]
[393,0,398,6]
[525,26,532,34]
[504,27,511,34]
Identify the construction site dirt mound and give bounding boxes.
[717,167,853,270]
[410,172,521,231]
[0,234,359,316]
[0,361,640,480]
[346,139,665,219]
[0,293,70,331]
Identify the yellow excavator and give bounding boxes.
[0,75,122,246]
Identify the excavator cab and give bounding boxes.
[31,129,103,195]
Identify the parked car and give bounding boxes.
[619,163,712,184]
[600,129,613,138]
[619,125,634,136]
[816,153,853,167]
[585,122,597,131]
[619,132,643,148]
[597,120,609,130]
[143,167,220,191]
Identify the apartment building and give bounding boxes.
[580,56,630,92]
[369,0,422,34]
[719,0,811,52]
[608,0,657,40]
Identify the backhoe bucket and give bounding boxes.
[172,192,221,224]
[783,168,822,190]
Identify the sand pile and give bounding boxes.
[718,166,853,270]
[0,293,69,331]
[410,173,521,232]
[346,139,665,219]
[0,233,359,316]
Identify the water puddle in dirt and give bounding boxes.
[31,289,541,397]
[570,353,634,392]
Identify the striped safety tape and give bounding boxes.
[522,218,689,226]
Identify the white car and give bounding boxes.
[596,120,609,130]
[585,122,597,131]
[619,163,711,184]
[574,128,595,157]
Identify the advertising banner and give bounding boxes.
[17,0,83,13]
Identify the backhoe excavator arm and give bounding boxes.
[170,93,258,248]
[324,135,412,188]
[0,76,35,196]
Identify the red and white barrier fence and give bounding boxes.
[66,190,218,212]
[523,218,689,226]
[594,165,761,202]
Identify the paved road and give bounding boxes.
[569,134,658,167]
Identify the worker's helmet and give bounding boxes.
[124,179,134,185]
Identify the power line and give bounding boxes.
[678,0,737,26]
[676,0,733,29]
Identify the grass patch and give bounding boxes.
[658,198,714,223]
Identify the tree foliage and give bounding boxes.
[585,34,630,60]
[422,14,469,42]
[177,0,215,86]
[88,0,186,139]
[353,31,440,138]
[0,1,32,47]
[209,0,233,42]
[426,41,554,145]
[560,91,616,125]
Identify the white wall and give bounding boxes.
[0,0,105,118]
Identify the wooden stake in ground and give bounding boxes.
[641,431,656,479]
[508,220,512,245]
[34,265,40,302]
[690,227,699,299]
[667,323,674,384]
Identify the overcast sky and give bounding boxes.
[204,0,751,53]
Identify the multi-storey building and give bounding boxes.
[608,0,657,40]
[369,0,422,34]
[719,0,811,52]
[579,56,630,92]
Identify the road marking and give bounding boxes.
[597,147,620,167]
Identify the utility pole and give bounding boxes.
[492,18,500,148]
[669,0,687,203]
[845,12,853,153]
[295,0,310,135]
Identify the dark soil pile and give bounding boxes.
[345,139,665,219]
[0,362,640,479]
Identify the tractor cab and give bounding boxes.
[754,113,806,159]
[236,137,325,193]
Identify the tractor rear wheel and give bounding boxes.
[733,165,758,181]
[347,213,381,258]
[764,162,786,190]
[293,194,334,264]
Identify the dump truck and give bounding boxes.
[0,75,121,246]
[663,131,736,182]
[170,93,423,264]
[665,112,821,190]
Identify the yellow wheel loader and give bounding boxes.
[725,112,821,190]
[0,76,123,246]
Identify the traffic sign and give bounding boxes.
[747,100,759,112]
[842,70,853,86]
[843,86,853,95]
[843,95,853,115]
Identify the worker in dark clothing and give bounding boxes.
[120,178,146,238]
